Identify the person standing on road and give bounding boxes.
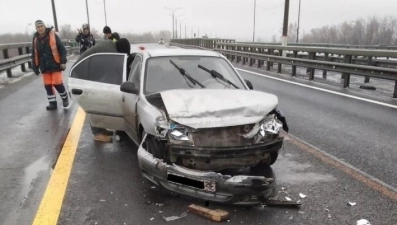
[31,20,69,110]
[75,23,95,55]
[103,26,120,42]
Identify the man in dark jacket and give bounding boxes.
[103,26,120,42]
[32,20,69,110]
[73,38,131,142]
[75,23,95,54]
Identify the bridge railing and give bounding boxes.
[238,42,397,51]
[0,40,79,78]
[171,38,235,50]
[170,39,397,98]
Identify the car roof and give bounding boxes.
[142,48,222,58]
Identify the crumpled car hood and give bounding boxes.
[160,89,278,129]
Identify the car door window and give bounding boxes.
[71,53,125,85]
[128,55,142,88]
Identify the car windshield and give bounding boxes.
[144,56,246,94]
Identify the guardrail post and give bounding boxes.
[292,51,298,76]
[26,47,32,69]
[18,47,27,72]
[242,47,246,65]
[342,54,352,88]
[364,56,372,83]
[266,49,272,71]
[323,53,329,79]
[394,81,397,98]
[277,50,283,73]
[237,46,241,63]
[269,49,274,68]
[307,52,316,80]
[257,48,262,69]
[3,49,12,78]
[249,47,253,67]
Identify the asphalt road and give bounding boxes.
[236,65,397,189]
[0,46,396,225]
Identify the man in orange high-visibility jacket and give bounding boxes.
[32,20,69,110]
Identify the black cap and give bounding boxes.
[116,38,131,55]
[103,26,111,34]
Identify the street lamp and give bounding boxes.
[85,0,90,26]
[296,0,301,43]
[164,7,182,39]
[253,0,256,42]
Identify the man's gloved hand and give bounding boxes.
[60,64,66,71]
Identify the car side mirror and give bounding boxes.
[245,79,253,90]
[120,81,139,94]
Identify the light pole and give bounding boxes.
[296,0,301,43]
[51,0,59,32]
[281,0,290,56]
[104,0,107,25]
[85,0,90,26]
[164,7,182,39]
[253,0,256,42]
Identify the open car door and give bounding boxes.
[68,53,127,131]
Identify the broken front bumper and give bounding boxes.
[137,136,276,205]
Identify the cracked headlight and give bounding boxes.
[170,130,190,141]
[260,115,283,135]
[155,117,170,138]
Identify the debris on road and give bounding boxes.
[151,186,156,189]
[99,199,106,202]
[263,199,302,208]
[348,202,357,206]
[150,217,154,221]
[298,211,305,214]
[285,197,292,201]
[163,211,188,222]
[299,193,307,199]
[357,219,371,225]
[188,204,229,222]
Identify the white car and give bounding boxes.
[159,39,165,44]
[68,48,288,205]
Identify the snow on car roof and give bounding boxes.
[144,48,222,58]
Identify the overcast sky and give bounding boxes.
[1,0,396,41]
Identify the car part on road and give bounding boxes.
[162,211,188,222]
[262,199,302,208]
[356,219,371,225]
[187,204,229,222]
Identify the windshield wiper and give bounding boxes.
[170,60,205,88]
[197,64,239,89]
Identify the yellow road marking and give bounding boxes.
[287,134,397,202]
[32,107,86,225]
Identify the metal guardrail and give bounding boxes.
[0,40,79,78]
[238,42,397,51]
[170,39,397,98]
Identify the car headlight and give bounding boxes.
[169,130,190,141]
[155,117,170,138]
[260,115,282,135]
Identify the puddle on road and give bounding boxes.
[273,154,336,185]
[3,157,49,225]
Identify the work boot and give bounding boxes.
[62,97,69,108]
[93,134,113,142]
[46,102,57,110]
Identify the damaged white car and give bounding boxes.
[68,48,289,205]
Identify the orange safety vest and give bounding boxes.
[34,30,61,66]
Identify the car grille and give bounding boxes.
[190,125,256,147]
